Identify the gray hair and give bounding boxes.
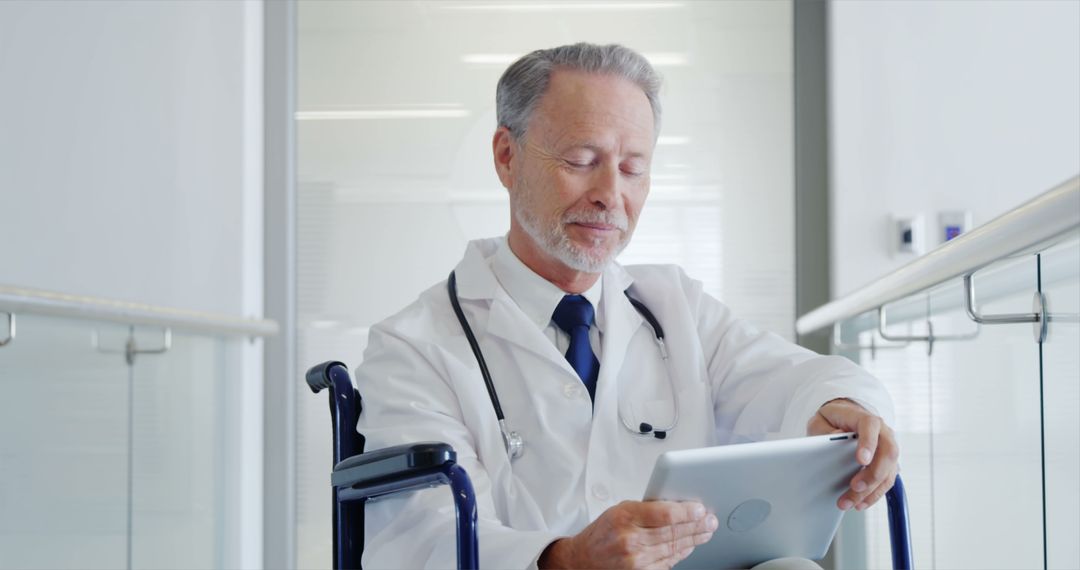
[496,42,662,141]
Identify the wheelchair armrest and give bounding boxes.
[331,441,456,490]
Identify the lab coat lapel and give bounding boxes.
[485,291,573,369]
[594,263,644,409]
[452,238,580,374]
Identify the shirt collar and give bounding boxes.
[489,237,604,332]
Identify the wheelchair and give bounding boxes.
[306,360,913,570]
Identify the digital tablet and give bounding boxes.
[642,433,862,569]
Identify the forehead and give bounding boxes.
[528,68,655,150]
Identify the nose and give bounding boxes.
[586,160,622,211]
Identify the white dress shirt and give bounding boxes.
[489,239,603,360]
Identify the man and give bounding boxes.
[356,43,898,569]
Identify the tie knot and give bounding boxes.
[552,295,595,333]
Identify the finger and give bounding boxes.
[639,529,715,567]
[641,514,718,545]
[859,426,898,488]
[838,425,898,509]
[855,415,881,466]
[856,469,898,511]
[632,500,706,528]
[840,433,899,508]
[806,412,846,436]
[843,460,893,507]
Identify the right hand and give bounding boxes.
[538,500,718,569]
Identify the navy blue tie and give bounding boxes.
[552,295,599,402]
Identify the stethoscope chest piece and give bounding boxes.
[500,419,524,460]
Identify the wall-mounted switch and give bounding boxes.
[939,211,973,243]
[894,215,925,256]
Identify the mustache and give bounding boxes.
[562,209,629,231]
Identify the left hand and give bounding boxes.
[807,398,899,512]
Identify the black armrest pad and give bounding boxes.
[331,442,455,488]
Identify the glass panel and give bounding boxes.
[130,330,228,569]
[926,255,1043,570]
[1040,233,1080,570]
[0,315,131,570]
[838,298,934,570]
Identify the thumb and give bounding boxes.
[814,399,864,431]
[807,410,846,435]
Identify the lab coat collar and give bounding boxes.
[451,237,645,383]
[452,238,503,301]
[452,238,570,371]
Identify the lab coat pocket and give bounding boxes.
[630,397,676,433]
[629,381,714,448]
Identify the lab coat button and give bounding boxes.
[563,383,583,399]
[591,483,610,501]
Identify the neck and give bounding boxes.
[507,229,600,294]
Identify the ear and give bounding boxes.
[492,126,517,190]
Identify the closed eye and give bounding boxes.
[564,158,596,169]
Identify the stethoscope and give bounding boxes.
[447,270,680,461]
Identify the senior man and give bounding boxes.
[355,43,898,569]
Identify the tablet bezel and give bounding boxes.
[642,433,862,569]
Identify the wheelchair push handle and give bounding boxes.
[307,360,350,394]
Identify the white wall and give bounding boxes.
[829,0,1080,297]
[0,1,263,568]
[0,0,261,317]
[828,3,1080,569]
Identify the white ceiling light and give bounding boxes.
[461,52,688,67]
[643,52,688,67]
[296,108,470,120]
[445,2,684,12]
[657,135,690,145]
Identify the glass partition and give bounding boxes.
[836,232,1080,570]
[0,314,131,570]
[838,297,934,570]
[130,331,229,569]
[925,255,1043,570]
[1039,234,1080,570]
[0,316,236,570]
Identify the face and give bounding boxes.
[496,69,655,276]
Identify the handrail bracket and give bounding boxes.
[92,326,173,365]
[878,305,981,357]
[964,273,1048,343]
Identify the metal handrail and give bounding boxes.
[0,284,279,338]
[797,175,1080,335]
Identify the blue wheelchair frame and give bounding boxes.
[307,360,912,570]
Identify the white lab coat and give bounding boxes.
[356,237,893,569]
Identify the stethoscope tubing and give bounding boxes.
[447,271,504,420]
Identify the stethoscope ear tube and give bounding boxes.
[449,271,524,460]
[448,272,504,420]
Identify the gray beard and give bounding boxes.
[512,197,630,274]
